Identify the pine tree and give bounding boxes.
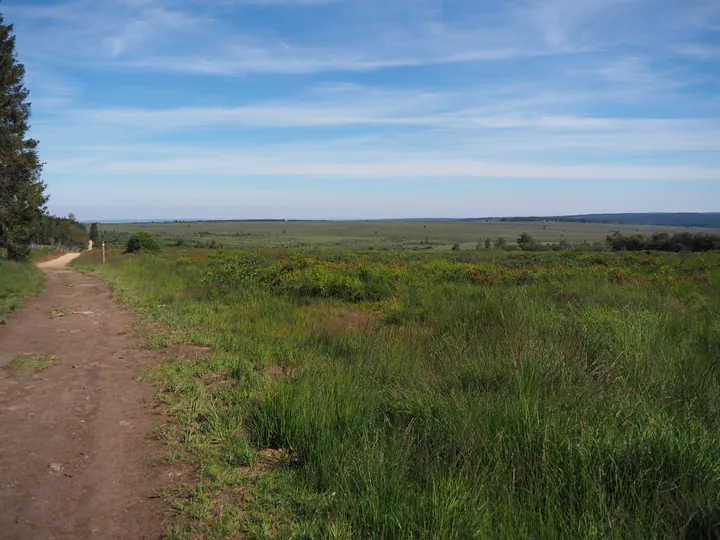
[89,222,99,242]
[0,13,47,260]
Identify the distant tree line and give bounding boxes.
[34,214,88,249]
[606,232,720,252]
[168,219,287,224]
[468,231,720,253]
[458,213,720,228]
[515,233,574,252]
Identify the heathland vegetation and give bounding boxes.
[606,231,720,252]
[73,246,720,538]
[95,219,720,252]
[3,8,720,537]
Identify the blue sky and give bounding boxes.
[3,0,720,220]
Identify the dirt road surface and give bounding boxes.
[0,257,167,539]
[36,252,83,269]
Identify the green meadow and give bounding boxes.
[96,220,720,251]
[0,260,44,325]
[73,248,720,538]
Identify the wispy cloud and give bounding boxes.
[103,7,203,58]
[673,44,720,59]
[514,0,635,48]
[48,150,720,181]
[8,0,718,76]
[122,47,526,75]
[70,104,720,148]
[51,80,719,148]
[30,76,720,183]
[5,0,210,63]
[4,0,720,218]
[1,0,607,75]
[223,0,342,4]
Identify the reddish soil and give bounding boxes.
[0,261,168,539]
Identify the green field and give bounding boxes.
[73,247,720,538]
[0,260,44,325]
[98,220,720,251]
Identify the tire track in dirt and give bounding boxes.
[0,259,168,539]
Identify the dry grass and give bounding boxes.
[308,306,377,337]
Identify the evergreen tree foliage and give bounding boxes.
[89,222,99,242]
[0,14,47,260]
[35,215,88,249]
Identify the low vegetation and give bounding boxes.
[0,260,44,324]
[3,353,56,373]
[73,247,720,538]
[607,231,720,252]
[126,231,162,253]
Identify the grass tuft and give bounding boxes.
[4,354,56,372]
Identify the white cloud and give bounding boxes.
[0,0,611,75]
[46,146,720,181]
[122,47,525,75]
[28,75,720,180]
[673,44,720,59]
[514,0,641,48]
[7,0,720,220]
[5,0,210,63]
[6,0,719,79]
[58,91,720,149]
[223,0,342,4]
[74,87,449,128]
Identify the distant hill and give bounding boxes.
[95,213,720,228]
[489,213,720,228]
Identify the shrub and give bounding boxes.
[606,231,720,252]
[517,232,534,246]
[125,231,162,253]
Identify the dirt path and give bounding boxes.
[0,258,167,539]
[37,252,83,269]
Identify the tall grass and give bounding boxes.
[0,260,44,324]
[73,249,720,538]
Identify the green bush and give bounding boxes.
[125,231,162,254]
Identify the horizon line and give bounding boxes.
[86,211,720,225]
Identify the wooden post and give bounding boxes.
[102,241,106,264]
